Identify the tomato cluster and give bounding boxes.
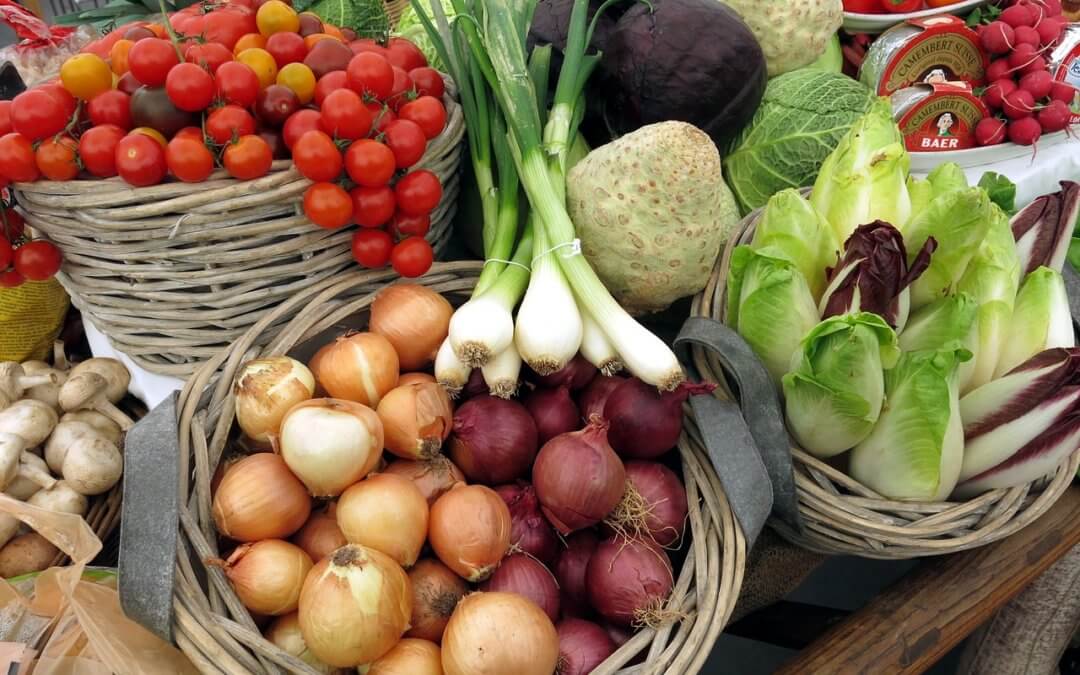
[0,203,61,288]
[0,0,447,278]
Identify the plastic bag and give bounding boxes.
[0,0,96,87]
[0,495,197,674]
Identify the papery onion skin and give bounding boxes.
[212,453,311,542]
[384,456,466,505]
[449,396,538,485]
[577,376,627,422]
[407,558,469,643]
[264,612,336,674]
[441,592,560,675]
[586,536,673,627]
[234,357,316,444]
[523,387,580,446]
[399,372,438,386]
[378,382,454,460]
[555,530,598,619]
[337,473,429,567]
[556,618,616,675]
[224,539,313,616]
[308,332,399,407]
[429,484,511,582]
[533,355,597,391]
[298,544,412,667]
[604,379,713,459]
[368,637,444,675]
[494,483,560,566]
[278,398,384,497]
[370,284,453,371]
[479,554,561,622]
[617,461,689,547]
[532,420,625,534]
[291,506,346,562]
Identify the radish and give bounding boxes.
[1050,80,1077,103]
[1036,17,1064,46]
[1037,99,1072,132]
[1028,0,1063,16]
[985,79,1018,109]
[1021,55,1048,76]
[1007,116,1043,145]
[981,21,1016,55]
[1014,25,1040,47]
[1002,4,1036,27]
[1003,89,1036,119]
[986,58,1013,82]
[975,117,1008,146]
[1009,43,1038,70]
[1019,69,1054,100]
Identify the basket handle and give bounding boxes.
[118,391,181,642]
[1064,264,1080,327]
[674,317,802,540]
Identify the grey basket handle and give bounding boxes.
[674,317,802,540]
[118,391,180,641]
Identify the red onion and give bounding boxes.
[494,483,560,566]
[603,622,632,648]
[533,355,597,390]
[607,461,689,547]
[556,618,616,675]
[479,553,561,622]
[450,396,538,485]
[577,375,626,421]
[586,536,673,627]
[604,379,714,459]
[524,387,581,445]
[555,530,598,618]
[463,368,489,398]
[533,419,625,534]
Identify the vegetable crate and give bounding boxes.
[155,262,744,674]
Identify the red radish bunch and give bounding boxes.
[976,0,1076,147]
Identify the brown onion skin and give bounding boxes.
[212,453,311,542]
[494,482,560,566]
[577,376,627,422]
[450,396,538,485]
[532,420,625,534]
[398,372,437,386]
[442,592,560,675]
[384,456,466,505]
[368,637,443,675]
[556,618,616,675]
[291,506,346,562]
[406,558,468,643]
[523,386,580,446]
[224,539,313,616]
[586,536,673,627]
[531,355,597,390]
[623,461,689,547]
[555,530,598,619]
[479,553,561,623]
[604,379,714,459]
[429,484,512,582]
[308,332,399,407]
[369,284,453,371]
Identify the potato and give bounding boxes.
[0,533,58,578]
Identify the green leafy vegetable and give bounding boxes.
[395,0,456,70]
[310,0,388,37]
[749,188,839,301]
[977,172,1016,214]
[994,266,1074,379]
[898,293,978,354]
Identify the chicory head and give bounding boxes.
[993,266,1074,379]
[1010,180,1080,278]
[898,293,978,355]
[751,188,840,301]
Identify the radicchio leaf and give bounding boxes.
[1010,181,1080,277]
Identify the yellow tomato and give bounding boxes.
[233,32,267,56]
[60,53,113,101]
[237,48,279,89]
[109,39,134,76]
[321,24,344,41]
[131,127,168,148]
[256,0,300,37]
[146,23,167,39]
[276,62,316,104]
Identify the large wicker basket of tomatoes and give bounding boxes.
[1,2,465,378]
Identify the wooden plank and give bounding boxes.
[776,487,1080,675]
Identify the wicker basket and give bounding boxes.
[169,261,745,674]
[689,204,1080,559]
[13,90,465,379]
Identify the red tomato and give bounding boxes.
[320,89,372,140]
[394,169,441,216]
[166,63,216,112]
[35,136,80,181]
[215,61,261,107]
[167,137,215,182]
[0,209,25,243]
[292,130,342,181]
[0,134,39,183]
[266,31,308,67]
[205,6,258,51]
[186,42,234,74]
[314,70,348,107]
[386,66,414,111]
[41,83,78,118]
[879,0,921,11]
[390,236,433,277]
[351,228,393,268]
[304,182,353,228]
[117,72,143,95]
[385,38,427,71]
[366,101,397,134]
[128,38,180,87]
[348,39,390,59]
[0,101,12,136]
[350,185,395,228]
[399,96,446,139]
[382,119,427,169]
[344,139,395,187]
[116,133,167,186]
[283,109,322,148]
[0,235,11,269]
[206,105,257,144]
[843,0,884,11]
[13,240,62,281]
[223,135,273,180]
[389,211,430,238]
[79,124,126,177]
[10,89,68,141]
[0,268,23,287]
[408,67,445,99]
[257,128,288,159]
[346,52,394,100]
[86,90,133,130]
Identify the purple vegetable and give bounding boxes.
[1010,181,1080,276]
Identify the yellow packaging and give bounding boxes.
[0,279,69,362]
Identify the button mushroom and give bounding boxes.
[45,421,106,474]
[0,362,58,408]
[0,400,59,446]
[27,481,88,517]
[5,454,54,501]
[59,411,122,445]
[20,361,67,412]
[58,373,133,431]
[0,433,56,498]
[61,436,123,496]
[68,358,130,404]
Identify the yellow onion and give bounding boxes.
[383,456,465,505]
[309,332,399,407]
[368,638,443,675]
[377,382,454,460]
[278,398,383,497]
[441,592,559,675]
[298,544,412,668]
[429,485,510,582]
[398,372,437,386]
[370,284,453,371]
[223,540,313,615]
[291,505,346,562]
[337,473,428,567]
[407,558,468,643]
[233,357,315,444]
[212,453,311,541]
[264,612,336,674]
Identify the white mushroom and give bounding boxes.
[5,453,52,501]
[45,421,105,474]
[59,411,122,445]
[0,363,58,405]
[62,436,123,496]
[0,437,55,498]
[68,358,130,404]
[28,481,88,517]
[0,400,59,446]
[20,362,67,411]
[58,373,132,430]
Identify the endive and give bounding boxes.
[993,266,1074,379]
[750,189,840,301]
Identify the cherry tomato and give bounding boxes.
[257,0,300,36]
[382,119,427,169]
[346,52,394,100]
[186,42,234,74]
[303,182,353,228]
[35,136,80,181]
[351,228,393,268]
[237,47,279,89]
[117,72,143,96]
[879,0,921,11]
[0,268,23,287]
[276,62,316,104]
[282,109,322,148]
[349,38,390,59]
[394,169,441,216]
[216,61,262,107]
[0,101,11,136]
[174,126,205,142]
[266,31,308,67]
[205,6,258,51]
[320,89,372,140]
[131,126,168,147]
[116,133,167,186]
[14,240,62,281]
[292,130,342,181]
[60,53,113,100]
[390,211,430,238]
[233,32,268,55]
[206,105,257,144]
[0,235,11,269]
[0,133,39,183]
[84,90,131,130]
[399,96,446,140]
[257,129,288,159]
[123,26,155,42]
[167,137,215,182]
[385,37,427,72]
[843,0,884,11]
[313,70,348,106]
[408,67,445,99]
[110,39,135,75]
[390,236,433,277]
[386,66,413,111]
[256,84,301,126]
[10,89,68,141]
[128,38,180,87]
[167,63,216,112]
[365,101,397,134]
[350,185,395,228]
[344,139,395,187]
[79,124,126,177]
[223,135,273,180]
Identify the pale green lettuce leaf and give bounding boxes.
[994,266,1075,378]
[750,189,840,301]
[898,293,978,354]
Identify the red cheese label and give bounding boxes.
[879,16,988,96]
[898,84,988,152]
